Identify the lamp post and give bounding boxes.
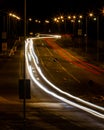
[24,0,26,38]
[27,18,32,36]
[96,8,104,61]
[72,15,76,36]
[85,16,88,53]
[63,16,67,33]
[23,0,26,128]
[85,12,94,53]
[96,15,99,61]
[9,13,21,38]
[77,15,83,36]
[54,17,61,33]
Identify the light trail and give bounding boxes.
[45,38,103,75]
[25,35,104,119]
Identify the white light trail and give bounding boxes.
[25,35,104,119]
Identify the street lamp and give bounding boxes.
[53,17,61,33]
[77,15,83,36]
[96,7,104,61]
[9,13,21,20]
[23,0,26,127]
[8,13,21,38]
[67,15,76,36]
[24,0,26,38]
[78,15,83,28]
[85,12,94,53]
[96,15,99,61]
[72,15,76,36]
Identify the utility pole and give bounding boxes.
[19,1,30,129]
[85,17,88,53]
[23,0,26,129]
[97,16,99,62]
[24,0,26,38]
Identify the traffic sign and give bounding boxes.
[19,79,31,99]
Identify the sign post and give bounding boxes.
[19,79,31,100]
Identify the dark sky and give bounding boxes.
[0,0,104,19]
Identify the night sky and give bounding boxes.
[0,0,104,19]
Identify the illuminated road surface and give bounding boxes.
[25,34,104,129]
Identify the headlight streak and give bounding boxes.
[25,36,104,119]
[31,41,103,109]
[30,38,104,111]
[26,46,104,119]
[28,39,39,65]
[37,33,61,39]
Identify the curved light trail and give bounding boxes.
[25,35,104,119]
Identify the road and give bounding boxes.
[0,34,104,129]
[25,34,104,129]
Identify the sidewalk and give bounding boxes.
[0,41,25,130]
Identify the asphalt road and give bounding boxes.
[0,37,104,130]
[33,38,104,106]
[25,37,104,129]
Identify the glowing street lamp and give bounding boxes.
[73,15,76,19]
[45,20,50,23]
[28,18,32,21]
[89,13,93,17]
[79,15,83,19]
[78,15,83,29]
[8,13,21,37]
[35,19,41,23]
[67,15,71,19]
[53,17,61,33]
[9,13,21,20]
[60,15,64,19]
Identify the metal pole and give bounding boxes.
[85,17,88,53]
[97,16,99,61]
[24,0,26,38]
[73,21,74,36]
[23,0,26,129]
[64,18,66,33]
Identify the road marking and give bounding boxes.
[35,40,80,84]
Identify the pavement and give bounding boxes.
[0,42,51,130]
[0,42,25,130]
